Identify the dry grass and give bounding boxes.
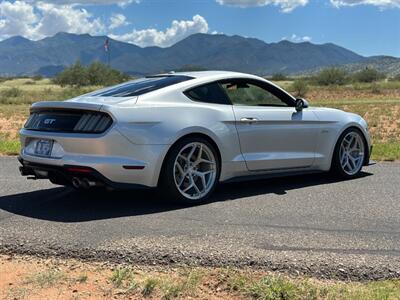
[1,255,400,300]
[0,78,399,160]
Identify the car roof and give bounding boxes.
[154,70,257,80]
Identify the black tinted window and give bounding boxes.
[220,79,294,107]
[92,75,193,97]
[184,83,230,105]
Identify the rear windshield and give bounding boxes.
[91,75,193,97]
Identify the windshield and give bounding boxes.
[91,75,193,97]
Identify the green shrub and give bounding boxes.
[32,74,43,81]
[371,83,382,94]
[315,67,348,86]
[1,87,23,98]
[353,68,385,83]
[389,73,400,81]
[290,79,309,98]
[270,73,287,81]
[53,61,89,87]
[53,61,129,87]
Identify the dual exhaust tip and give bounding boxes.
[71,177,98,189]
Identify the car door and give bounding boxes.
[220,79,319,171]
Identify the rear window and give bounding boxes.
[184,83,231,105]
[91,75,193,97]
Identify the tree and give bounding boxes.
[270,73,287,81]
[53,61,129,87]
[53,61,88,87]
[315,67,348,86]
[352,68,385,83]
[290,79,309,98]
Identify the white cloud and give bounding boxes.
[109,13,128,30]
[25,0,138,6]
[0,1,106,40]
[0,1,38,38]
[282,34,312,42]
[34,3,105,38]
[216,0,309,12]
[110,14,209,47]
[330,0,400,8]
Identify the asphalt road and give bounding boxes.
[1,157,400,280]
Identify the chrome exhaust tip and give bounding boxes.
[71,177,82,189]
[82,178,97,188]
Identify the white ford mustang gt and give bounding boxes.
[19,71,372,204]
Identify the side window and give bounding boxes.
[184,83,230,105]
[221,81,290,107]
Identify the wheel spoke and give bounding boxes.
[193,179,201,194]
[176,161,185,175]
[187,144,197,162]
[177,173,187,187]
[193,170,207,190]
[182,178,194,192]
[198,158,215,166]
[178,154,188,162]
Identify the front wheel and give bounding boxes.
[160,137,220,205]
[331,128,366,178]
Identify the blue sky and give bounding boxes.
[0,0,399,57]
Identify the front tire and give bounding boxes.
[160,137,220,205]
[331,127,366,178]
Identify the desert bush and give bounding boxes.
[174,65,207,72]
[352,68,385,83]
[86,61,130,86]
[290,79,309,98]
[53,61,129,87]
[1,87,23,98]
[315,67,348,86]
[270,73,287,81]
[371,83,382,94]
[32,74,43,81]
[390,73,400,81]
[53,61,89,87]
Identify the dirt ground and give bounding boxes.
[0,254,243,300]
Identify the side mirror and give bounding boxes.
[295,98,309,112]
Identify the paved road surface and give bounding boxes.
[1,157,399,280]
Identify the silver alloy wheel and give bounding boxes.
[173,142,217,200]
[339,131,365,175]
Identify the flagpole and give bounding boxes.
[104,38,110,67]
[108,46,110,67]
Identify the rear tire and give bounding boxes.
[160,136,220,205]
[331,127,366,178]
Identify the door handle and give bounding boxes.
[240,117,259,123]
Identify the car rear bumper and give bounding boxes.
[18,157,149,190]
[19,128,170,188]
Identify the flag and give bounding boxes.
[104,38,110,52]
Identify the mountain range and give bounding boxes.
[0,32,398,77]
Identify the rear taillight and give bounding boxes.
[24,110,113,133]
[73,113,112,133]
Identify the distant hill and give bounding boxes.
[341,56,400,77]
[0,32,381,77]
[299,55,400,77]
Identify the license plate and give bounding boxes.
[34,139,53,157]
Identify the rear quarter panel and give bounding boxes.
[103,91,245,182]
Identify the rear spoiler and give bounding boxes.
[30,101,103,113]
